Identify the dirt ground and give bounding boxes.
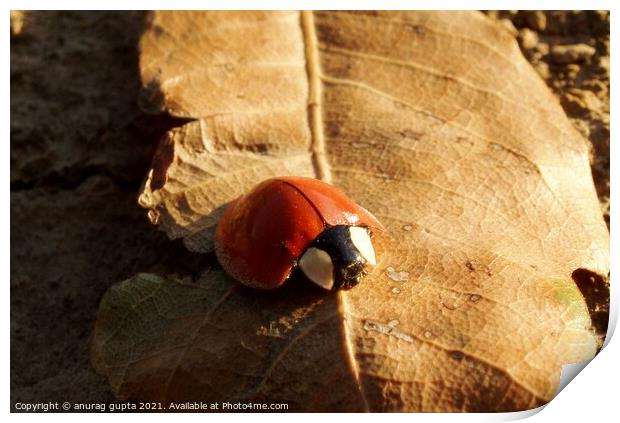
[485,11,610,226]
[10,11,610,408]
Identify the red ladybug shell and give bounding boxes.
[214,176,383,289]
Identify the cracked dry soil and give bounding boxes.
[10,11,610,407]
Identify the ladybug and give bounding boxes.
[215,176,384,291]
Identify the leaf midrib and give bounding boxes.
[300,10,369,411]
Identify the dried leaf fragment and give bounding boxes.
[93,11,609,411]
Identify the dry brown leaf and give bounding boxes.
[91,11,610,411]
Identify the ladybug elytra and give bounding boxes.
[215,177,383,291]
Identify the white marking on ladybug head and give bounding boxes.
[299,247,334,291]
[349,227,376,265]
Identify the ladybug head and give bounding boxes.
[298,225,377,291]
